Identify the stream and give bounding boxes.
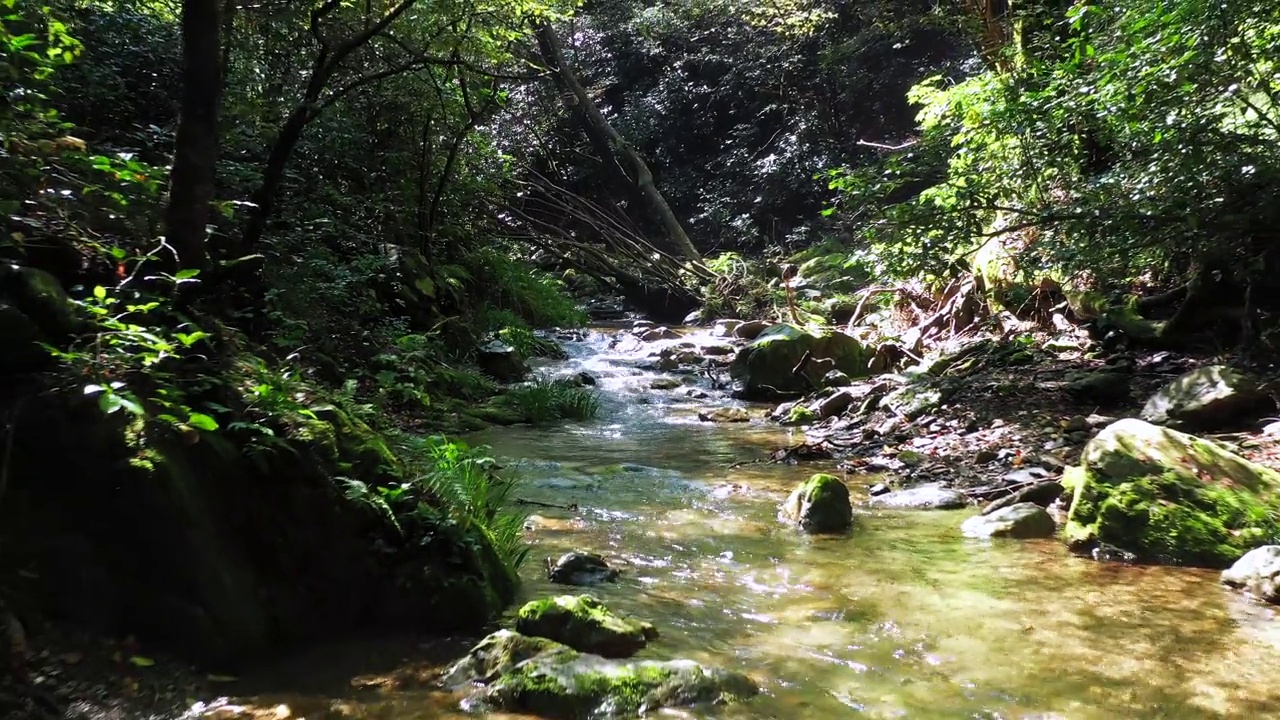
[233,326,1280,719]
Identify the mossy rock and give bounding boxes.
[1140,365,1274,432]
[779,473,854,534]
[880,382,952,419]
[1064,419,1280,567]
[515,595,656,658]
[469,403,529,426]
[728,324,869,399]
[444,630,758,719]
[0,264,82,337]
[310,405,401,479]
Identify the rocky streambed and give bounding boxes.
[180,322,1280,719]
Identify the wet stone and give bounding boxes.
[546,552,621,586]
[1221,546,1280,604]
[697,407,751,423]
[962,503,1057,539]
[868,483,967,511]
[982,481,1065,515]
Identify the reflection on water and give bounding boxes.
[233,329,1280,720]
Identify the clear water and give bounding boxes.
[227,328,1280,720]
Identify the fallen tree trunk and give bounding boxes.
[535,22,702,263]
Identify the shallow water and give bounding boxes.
[232,327,1280,719]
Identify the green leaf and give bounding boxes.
[93,285,106,300]
[174,268,201,280]
[128,656,155,668]
[186,413,219,431]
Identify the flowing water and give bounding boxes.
[233,327,1280,720]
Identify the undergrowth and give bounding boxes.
[500,376,602,425]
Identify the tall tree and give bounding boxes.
[164,0,222,271]
[536,22,702,263]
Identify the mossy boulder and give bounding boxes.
[779,473,854,534]
[443,630,758,719]
[0,264,81,337]
[1063,419,1280,567]
[1140,365,1274,431]
[515,595,657,658]
[729,324,869,399]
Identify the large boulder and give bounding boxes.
[1221,546,1280,604]
[962,503,1057,539]
[478,341,529,383]
[779,474,854,534]
[729,324,870,399]
[443,631,758,719]
[515,595,657,658]
[1140,365,1274,431]
[1063,419,1280,567]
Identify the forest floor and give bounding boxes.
[0,622,213,720]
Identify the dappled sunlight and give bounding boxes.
[225,330,1280,720]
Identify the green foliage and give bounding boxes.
[701,252,781,321]
[394,434,531,574]
[830,0,1280,303]
[469,249,587,329]
[500,376,602,425]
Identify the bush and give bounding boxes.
[500,376,602,425]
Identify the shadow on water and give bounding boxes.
[228,328,1280,719]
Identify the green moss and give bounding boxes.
[516,595,657,658]
[1065,420,1280,566]
[1067,470,1280,566]
[786,405,817,424]
[781,473,854,534]
[729,324,870,398]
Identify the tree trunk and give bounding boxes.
[164,0,222,272]
[241,104,310,251]
[536,23,702,262]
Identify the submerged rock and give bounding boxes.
[962,503,1057,539]
[478,341,529,383]
[546,552,620,586]
[710,319,744,337]
[697,407,751,423]
[780,473,854,534]
[1063,419,1280,567]
[443,631,758,719]
[729,324,870,399]
[1221,546,1280,604]
[516,595,657,658]
[868,483,967,511]
[649,378,682,390]
[640,326,679,342]
[1140,365,1274,431]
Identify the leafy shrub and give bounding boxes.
[396,434,530,574]
[500,376,601,424]
[467,248,587,328]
